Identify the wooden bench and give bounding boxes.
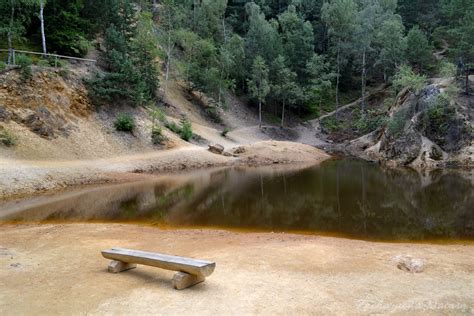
[101,248,216,290]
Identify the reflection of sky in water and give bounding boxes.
[1,159,473,241]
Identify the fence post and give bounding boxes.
[12,49,15,65]
[55,55,58,68]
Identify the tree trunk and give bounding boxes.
[361,48,366,116]
[40,0,47,55]
[281,100,285,128]
[335,42,341,119]
[465,68,469,95]
[7,1,14,65]
[259,99,262,129]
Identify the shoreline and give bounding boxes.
[0,141,330,201]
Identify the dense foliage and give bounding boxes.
[1,0,472,120]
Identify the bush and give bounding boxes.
[355,114,386,134]
[16,54,33,80]
[114,113,135,132]
[165,121,181,134]
[0,129,17,147]
[221,128,230,137]
[422,93,456,135]
[179,116,193,141]
[438,61,457,78]
[206,106,222,123]
[387,109,409,137]
[151,126,166,145]
[392,64,426,94]
[37,59,50,67]
[320,116,342,132]
[0,62,6,71]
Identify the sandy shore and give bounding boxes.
[0,141,330,200]
[1,223,473,315]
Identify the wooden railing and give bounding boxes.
[0,48,96,66]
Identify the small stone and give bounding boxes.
[208,143,224,154]
[392,255,425,273]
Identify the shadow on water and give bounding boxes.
[0,159,473,241]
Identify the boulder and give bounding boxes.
[392,255,425,273]
[208,143,224,154]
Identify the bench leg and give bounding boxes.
[172,272,205,290]
[108,260,137,273]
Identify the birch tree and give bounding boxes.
[321,0,357,115]
[248,56,270,129]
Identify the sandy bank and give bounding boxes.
[0,141,330,200]
[0,224,472,315]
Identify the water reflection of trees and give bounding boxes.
[3,160,472,240]
[168,160,473,240]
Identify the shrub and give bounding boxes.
[206,106,222,123]
[0,62,6,71]
[221,128,230,137]
[165,121,181,134]
[37,59,50,67]
[0,129,17,147]
[355,113,386,134]
[179,116,193,141]
[422,93,456,135]
[16,54,33,80]
[438,61,457,78]
[151,126,166,145]
[387,109,408,137]
[114,113,135,132]
[321,116,342,132]
[392,64,426,94]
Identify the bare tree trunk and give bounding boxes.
[335,42,341,119]
[7,1,14,64]
[465,68,469,95]
[281,100,285,128]
[39,0,47,55]
[361,48,366,116]
[259,99,262,129]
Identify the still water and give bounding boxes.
[1,159,473,241]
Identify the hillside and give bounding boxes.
[0,66,330,199]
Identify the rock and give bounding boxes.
[222,151,232,157]
[208,143,224,154]
[381,126,422,165]
[233,146,246,154]
[0,106,11,122]
[392,255,425,273]
[430,144,443,160]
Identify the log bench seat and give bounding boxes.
[101,248,216,290]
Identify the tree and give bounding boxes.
[306,54,335,116]
[375,15,406,82]
[277,5,314,78]
[355,0,379,116]
[439,0,474,95]
[0,0,33,64]
[157,0,178,92]
[405,26,432,73]
[248,56,270,129]
[321,0,357,114]
[245,2,282,67]
[271,55,301,127]
[392,64,426,95]
[38,0,46,55]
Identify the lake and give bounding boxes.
[1,159,472,241]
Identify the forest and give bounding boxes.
[0,0,473,127]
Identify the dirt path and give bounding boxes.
[434,39,449,61]
[0,224,472,315]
